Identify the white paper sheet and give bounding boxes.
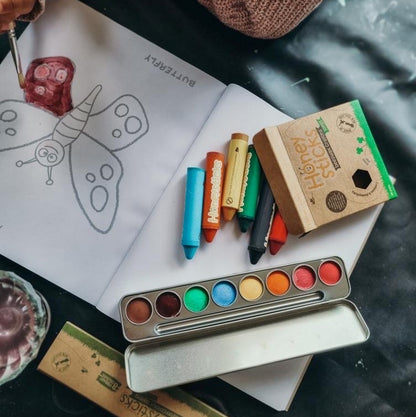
[0,0,225,304]
[0,0,383,411]
[98,84,383,410]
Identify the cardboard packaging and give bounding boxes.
[253,100,397,234]
[38,322,227,417]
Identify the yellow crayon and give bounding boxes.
[221,132,249,221]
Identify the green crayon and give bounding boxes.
[238,145,262,232]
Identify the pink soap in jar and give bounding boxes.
[0,271,50,385]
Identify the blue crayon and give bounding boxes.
[181,167,205,260]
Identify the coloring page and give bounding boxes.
[1,58,149,233]
[0,0,225,304]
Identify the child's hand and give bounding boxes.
[0,0,36,32]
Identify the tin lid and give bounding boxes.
[124,299,369,392]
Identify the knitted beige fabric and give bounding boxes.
[198,0,323,39]
[18,0,46,22]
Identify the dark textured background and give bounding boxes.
[0,0,415,416]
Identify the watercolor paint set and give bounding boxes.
[119,256,369,392]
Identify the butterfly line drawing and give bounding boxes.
[0,85,149,233]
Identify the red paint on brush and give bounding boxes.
[24,56,75,116]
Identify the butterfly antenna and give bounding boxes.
[16,157,36,167]
[46,166,54,185]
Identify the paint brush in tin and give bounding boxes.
[7,22,26,88]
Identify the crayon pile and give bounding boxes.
[181,132,288,263]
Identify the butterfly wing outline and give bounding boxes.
[1,87,149,234]
[84,94,149,151]
[0,99,57,151]
[69,133,122,234]
[69,92,149,233]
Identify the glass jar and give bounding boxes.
[0,271,50,385]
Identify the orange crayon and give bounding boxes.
[202,152,225,242]
[221,132,249,221]
[269,210,288,255]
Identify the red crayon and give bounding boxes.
[269,210,288,255]
[202,152,225,242]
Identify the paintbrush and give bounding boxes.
[7,22,25,89]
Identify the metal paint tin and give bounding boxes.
[119,257,369,392]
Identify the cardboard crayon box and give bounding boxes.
[38,322,227,417]
[253,100,397,235]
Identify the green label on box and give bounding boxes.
[62,322,125,367]
[97,371,122,392]
[351,100,397,199]
[316,117,329,134]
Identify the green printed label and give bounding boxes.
[350,100,397,199]
[62,322,125,367]
[97,371,122,392]
[316,117,329,134]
